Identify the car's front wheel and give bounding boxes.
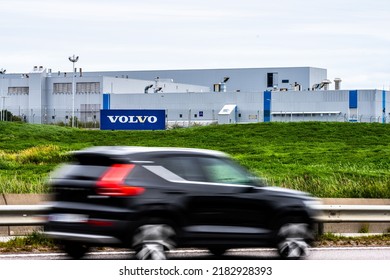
[277,222,312,259]
[132,223,176,260]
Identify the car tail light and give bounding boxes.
[87,219,114,227]
[96,164,145,196]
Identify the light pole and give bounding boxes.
[68,55,79,127]
[0,68,6,121]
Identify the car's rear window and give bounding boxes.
[50,164,109,180]
[50,153,130,180]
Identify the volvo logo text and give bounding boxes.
[101,109,165,130]
[107,115,158,124]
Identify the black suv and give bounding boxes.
[44,146,320,259]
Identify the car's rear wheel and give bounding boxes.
[208,247,228,256]
[132,223,176,260]
[62,242,89,259]
[277,222,312,259]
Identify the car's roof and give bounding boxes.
[72,146,229,158]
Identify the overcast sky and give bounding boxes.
[1,0,389,89]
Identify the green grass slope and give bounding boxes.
[0,121,389,198]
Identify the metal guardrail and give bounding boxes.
[0,205,51,226]
[314,205,390,223]
[313,205,390,235]
[0,204,389,226]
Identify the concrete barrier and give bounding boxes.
[322,198,390,205]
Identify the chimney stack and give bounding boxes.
[334,78,342,90]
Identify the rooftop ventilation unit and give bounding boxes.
[312,79,332,91]
[334,78,342,90]
[322,79,331,90]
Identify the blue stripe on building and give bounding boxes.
[349,90,358,109]
[263,90,271,122]
[383,90,386,124]
[103,94,111,110]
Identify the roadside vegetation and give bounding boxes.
[0,231,57,253]
[314,233,390,247]
[0,121,390,198]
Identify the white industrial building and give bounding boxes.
[0,66,388,128]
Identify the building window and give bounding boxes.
[76,82,100,93]
[53,83,72,93]
[53,82,100,94]
[267,72,278,88]
[8,87,29,95]
[80,104,100,123]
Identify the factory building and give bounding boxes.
[0,66,388,128]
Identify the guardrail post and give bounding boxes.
[317,222,324,236]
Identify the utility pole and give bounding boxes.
[68,55,79,127]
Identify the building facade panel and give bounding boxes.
[1,66,389,126]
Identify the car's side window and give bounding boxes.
[198,157,253,185]
[156,156,205,182]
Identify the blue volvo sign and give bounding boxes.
[100,109,166,130]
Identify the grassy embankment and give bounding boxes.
[0,121,389,198]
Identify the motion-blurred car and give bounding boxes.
[44,146,320,259]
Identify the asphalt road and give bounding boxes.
[1,247,390,260]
